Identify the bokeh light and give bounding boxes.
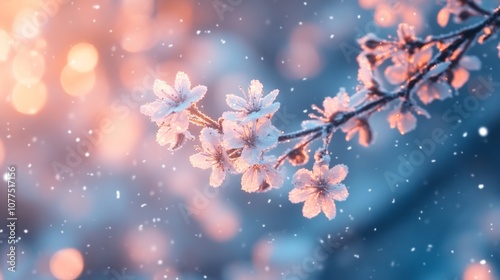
[60,64,96,96]
[49,248,84,280]
[0,29,11,61]
[67,42,99,73]
[12,49,45,85]
[11,82,47,115]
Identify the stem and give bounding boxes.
[187,105,221,131]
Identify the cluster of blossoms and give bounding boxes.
[142,0,500,220]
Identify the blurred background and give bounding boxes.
[1,0,499,279]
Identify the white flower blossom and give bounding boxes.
[239,157,284,193]
[289,163,349,220]
[190,128,233,187]
[223,118,280,165]
[303,88,353,129]
[140,72,207,122]
[223,80,280,123]
[156,111,194,150]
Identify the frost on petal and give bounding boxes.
[385,64,407,85]
[292,168,315,188]
[417,81,453,104]
[261,89,279,107]
[241,166,265,193]
[302,194,321,219]
[209,166,226,187]
[437,8,450,27]
[459,56,481,71]
[188,85,207,103]
[329,183,349,201]
[157,129,190,150]
[189,153,212,169]
[199,127,221,153]
[321,196,337,220]
[451,67,470,89]
[174,71,191,93]
[140,101,168,121]
[388,108,417,135]
[222,120,246,149]
[397,111,417,134]
[226,94,248,111]
[153,79,176,100]
[289,187,315,203]
[249,80,264,98]
[328,164,348,185]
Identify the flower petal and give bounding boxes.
[321,196,337,220]
[328,183,349,201]
[241,166,264,193]
[209,166,226,187]
[174,71,191,93]
[189,153,213,170]
[226,94,248,111]
[249,80,263,99]
[289,186,316,203]
[385,64,407,85]
[302,194,321,219]
[292,168,315,188]
[328,164,348,185]
[261,89,279,107]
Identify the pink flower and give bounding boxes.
[223,80,280,123]
[416,62,453,104]
[341,118,373,147]
[289,163,349,220]
[449,55,481,89]
[156,111,194,150]
[437,0,482,27]
[387,100,430,135]
[385,46,433,85]
[239,157,284,193]
[222,118,280,165]
[190,128,233,187]
[303,88,353,128]
[140,72,207,122]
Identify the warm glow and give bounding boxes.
[60,65,96,96]
[12,82,48,115]
[50,248,84,280]
[198,200,240,242]
[0,30,11,61]
[12,49,45,85]
[0,139,4,165]
[67,42,98,72]
[375,4,397,27]
[125,228,167,264]
[98,114,142,161]
[463,263,494,280]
